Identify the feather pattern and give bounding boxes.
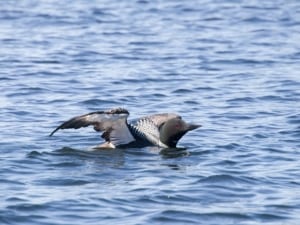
[50,108,199,148]
[129,113,180,147]
[139,113,181,128]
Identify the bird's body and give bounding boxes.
[50,107,200,148]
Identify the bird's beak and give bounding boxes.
[187,123,201,131]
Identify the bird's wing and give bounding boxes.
[143,113,181,128]
[50,108,135,146]
[133,113,180,147]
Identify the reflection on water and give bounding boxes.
[159,147,189,159]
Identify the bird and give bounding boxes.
[50,107,201,149]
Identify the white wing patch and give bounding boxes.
[109,118,135,146]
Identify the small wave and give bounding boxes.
[79,99,114,105]
[253,212,290,221]
[0,178,24,186]
[30,60,61,64]
[36,178,90,186]
[7,203,50,211]
[151,210,209,224]
[172,88,195,94]
[151,210,251,224]
[199,174,257,185]
[216,143,241,150]
[50,147,103,158]
[227,97,256,103]
[287,114,300,125]
[242,16,273,23]
[212,58,276,65]
[129,41,164,46]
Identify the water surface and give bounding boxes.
[1,0,300,224]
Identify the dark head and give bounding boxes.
[159,118,201,147]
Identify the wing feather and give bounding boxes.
[49,111,105,136]
[132,113,180,147]
[50,108,135,146]
[142,113,180,128]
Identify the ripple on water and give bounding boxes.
[199,174,257,185]
[151,210,252,224]
[36,178,91,186]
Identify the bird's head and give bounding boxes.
[159,117,201,147]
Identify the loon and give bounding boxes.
[50,107,201,148]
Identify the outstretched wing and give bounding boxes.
[50,108,135,146]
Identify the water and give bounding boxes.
[1,0,300,224]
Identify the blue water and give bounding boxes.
[1,0,300,224]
